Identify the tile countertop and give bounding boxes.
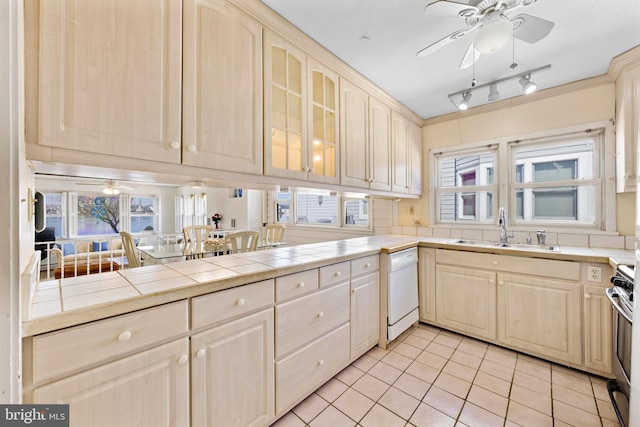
[23,235,634,337]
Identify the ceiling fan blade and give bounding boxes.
[424,0,478,16]
[119,185,135,191]
[416,26,477,58]
[459,42,482,69]
[512,14,554,44]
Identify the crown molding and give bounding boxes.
[607,44,640,81]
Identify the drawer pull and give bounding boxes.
[177,355,189,365]
[298,282,305,288]
[237,298,245,306]
[317,312,324,318]
[335,271,341,277]
[196,349,206,358]
[318,359,324,366]
[365,262,371,268]
[118,331,132,342]
[492,260,498,266]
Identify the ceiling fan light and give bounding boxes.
[103,187,119,195]
[474,17,513,54]
[488,83,500,102]
[519,74,537,94]
[458,92,472,110]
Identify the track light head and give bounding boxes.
[488,83,500,102]
[458,92,472,110]
[519,74,537,94]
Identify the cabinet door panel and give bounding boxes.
[33,339,189,427]
[391,112,409,193]
[191,309,274,427]
[435,265,496,339]
[584,285,613,374]
[369,96,392,191]
[183,0,263,174]
[351,272,380,359]
[418,248,436,322]
[39,0,182,163]
[497,273,582,364]
[340,79,369,188]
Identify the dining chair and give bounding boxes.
[183,225,214,245]
[226,230,260,253]
[265,223,286,243]
[120,231,142,268]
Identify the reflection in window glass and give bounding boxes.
[344,199,368,226]
[296,193,337,225]
[77,195,120,236]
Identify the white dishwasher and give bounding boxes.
[387,247,419,341]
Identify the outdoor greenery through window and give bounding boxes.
[433,129,603,228]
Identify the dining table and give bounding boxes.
[138,239,287,263]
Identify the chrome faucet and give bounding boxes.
[536,230,546,246]
[498,207,513,243]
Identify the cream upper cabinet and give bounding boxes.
[33,339,190,427]
[435,264,497,340]
[497,273,582,365]
[340,79,391,191]
[418,248,436,323]
[391,112,422,195]
[38,0,182,163]
[182,0,263,174]
[350,272,380,359]
[191,308,274,427]
[614,49,640,193]
[583,284,613,375]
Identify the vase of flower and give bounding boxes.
[211,213,222,229]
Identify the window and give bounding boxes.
[296,192,337,225]
[344,198,368,225]
[44,193,65,238]
[276,192,290,223]
[130,196,157,232]
[433,128,605,229]
[273,190,370,228]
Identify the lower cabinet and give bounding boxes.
[191,308,274,427]
[33,338,190,427]
[583,284,613,373]
[350,272,380,358]
[435,265,497,340]
[496,273,582,365]
[418,248,436,322]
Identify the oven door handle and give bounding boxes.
[606,288,633,323]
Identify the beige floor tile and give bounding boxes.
[552,383,598,415]
[352,374,391,401]
[473,371,511,398]
[552,362,591,382]
[316,378,348,403]
[411,328,439,342]
[416,350,447,370]
[601,417,623,427]
[393,343,422,360]
[433,372,472,399]
[509,383,551,416]
[367,346,390,360]
[271,411,305,427]
[506,400,553,427]
[515,358,550,382]
[442,360,478,383]
[352,354,378,372]
[360,403,406,427]
[292,393,329,423]
[553,421,573,427]
[457,338,488,359]
[479,359,514,382]
[333,389,375,423]
[466,385,508,417]
[512,369,551,397]
[458,402,504,427]
[308,405,356,427]
[403,335,431,350]
[425,341,455,359]
[591,377,611,402]
[406,361,440,384]
[517,353,551,369]
[382,351,414,371]
[337,365,365,386]
[433,332,463,349]
[422,386,464,419]
[484,345,517,368]
[597,397,618,422]
[552,399,602,427]
[552,369,593,396]
[393,373,431,400]
[409,403,456,427]
[369,361,403,385]
[379,387,420,420]
[450,350,482,370]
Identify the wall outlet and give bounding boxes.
[587,266,602,282]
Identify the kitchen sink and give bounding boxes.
[449,239,560,252]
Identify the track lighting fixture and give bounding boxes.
[448,64,550,112]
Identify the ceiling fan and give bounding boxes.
[417,0,554,69]
[75,180,135,195]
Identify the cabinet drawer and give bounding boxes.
[276,283,349,358]
[32,300,188,384]
[436,249,580,281]
[276,269,319,302]
[351,255,379,277]
[319,261,350,288]
[276,323,349,414]
[192,279,274,330]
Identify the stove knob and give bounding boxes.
[630,292,634,302]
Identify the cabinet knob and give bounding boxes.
[365,262,371,268]
[298,282,305,288]
[335,271,341,277]
[318,359,324,366]
[177,355,189,365]
[584,294,592,299]
[498,281,504,286]
[196,349,206,358]
[489,279,495,284]
[187,144,197,153]
[352,289,357,294]
[170,140,180,150]
[237,298,245,306]
[118,331,132,342]
[492,260,498,266]
[317,311,324,318]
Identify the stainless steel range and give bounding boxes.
[606,264,634,427]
